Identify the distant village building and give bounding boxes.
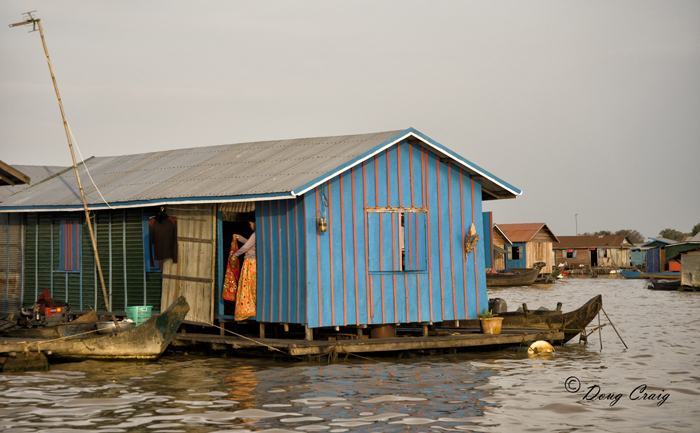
[554,235,633,268]
[0,129,521,331]
[492,223,558,273]
[488,224,512,271]
[640,237,678,272]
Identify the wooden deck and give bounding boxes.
[172,328,564,357]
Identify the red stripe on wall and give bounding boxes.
[363,161,372,319]
[352,167,360,325]
[376,155,385,324]
[259,204,265,317]
[392,212,397,319]
[315,187,323,327]
[268,201,274,322]
[303,197,307,323]
[286,200,291,322]
[423,148,434,322]
[398,145,407,321]
[340,175,347,326]
[448,164,457,319]
[471,178,480,315]
[436,157,445,320]
[328,181,336,326]
[410,144,421,322]
[277,201,283,322]
[460,170,468,318]
[294,198,299,322]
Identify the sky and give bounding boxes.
[1,1,698,240]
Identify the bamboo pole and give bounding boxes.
[12,15,112,315]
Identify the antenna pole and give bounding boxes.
[11,13,111,313]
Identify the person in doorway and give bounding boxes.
[232,218,256,321]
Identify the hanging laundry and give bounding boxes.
[222,238,241,302]
[149,211,178,267]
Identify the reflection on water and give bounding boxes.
[1,279,699,432]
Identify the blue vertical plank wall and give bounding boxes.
[296,139,488,329]
[257,197,307,324]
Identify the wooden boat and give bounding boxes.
[645,278,681,291]
[485,267,541,287]
[0,296,189,361]
[620,270,644,279]
[457,294,603,344]
[640,272,681,280]
[1,311,99,339]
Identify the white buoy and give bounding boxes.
[528,340,554,354]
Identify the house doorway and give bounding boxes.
[589,248,598,267]
[219,206,255,317]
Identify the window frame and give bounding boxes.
[58,218,81,273]
[366,206,428,275]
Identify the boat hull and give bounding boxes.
[0,297,189,361]
[640,272,681,280]
[457,295,603,344]
[485,268,541,287]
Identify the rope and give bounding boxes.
[20,327,100,353]
[184,316,303,360]
[67,123,113,209]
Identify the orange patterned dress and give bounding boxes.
[232,232,257,321]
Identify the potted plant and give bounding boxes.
[478,309,504,335]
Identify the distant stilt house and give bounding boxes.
[489,224,512,271]
[554,235,633,268]
[0,128,521,330]
[666,233,700,288]
[640,237,677,272]
[0,162,66,313]
[492,223,558,274]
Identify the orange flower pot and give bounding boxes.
[479,317,504,335]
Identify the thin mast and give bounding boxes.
[10,12,111,313]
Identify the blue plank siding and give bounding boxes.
[257,139,489,328]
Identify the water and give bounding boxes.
[1,279,699,432]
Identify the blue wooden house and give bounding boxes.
[0,128,521,329]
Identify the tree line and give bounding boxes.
[581,223,700,243]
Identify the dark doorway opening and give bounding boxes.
[589,248,598,267]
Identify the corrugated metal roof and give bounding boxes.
[0,128,522,212]
[495,223,558,243]
[553,235,632,249]
[0,164,67,202]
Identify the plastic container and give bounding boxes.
[125,306,152,327]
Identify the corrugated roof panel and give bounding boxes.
[1,129,521,211]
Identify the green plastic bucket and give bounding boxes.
[125,306,152,327]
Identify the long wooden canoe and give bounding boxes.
[640,272,681,280]
[485,267,541,287]
[457,294,603,344]
[0,297,189,361]
[1,311,99,339]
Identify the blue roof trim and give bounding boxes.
[0,192,295,212]
[291,127,521,197]
[291,129,413,196]
[641,238,676,247]
[408,128,522,195]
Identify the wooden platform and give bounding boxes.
[172,328,564,357]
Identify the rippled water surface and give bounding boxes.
[2,279,699,432]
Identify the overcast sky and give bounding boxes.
[1,1,698,239]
